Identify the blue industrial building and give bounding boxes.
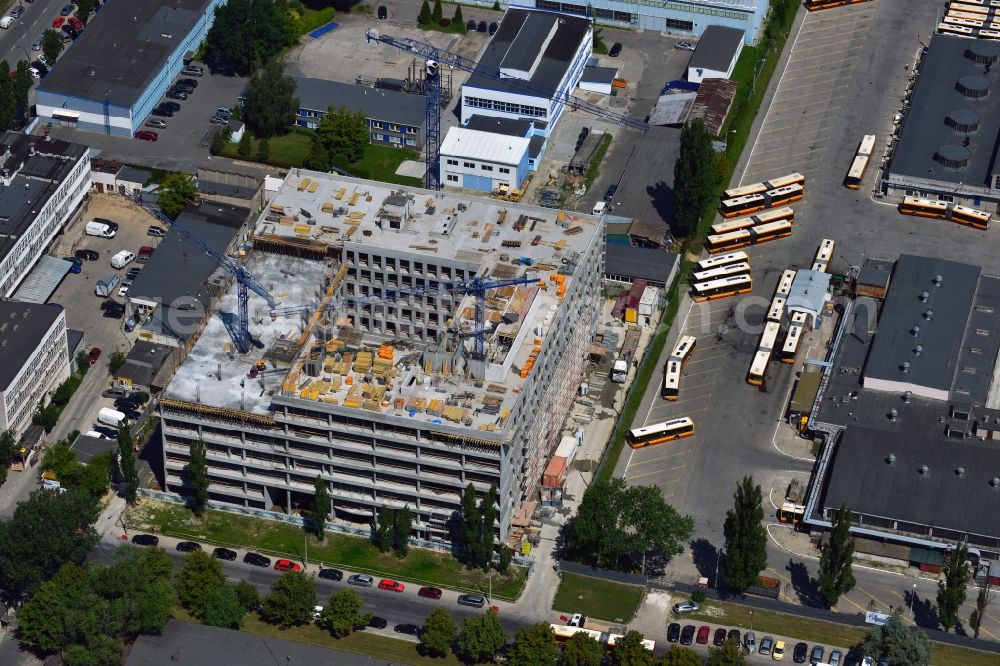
[36,0,225,137]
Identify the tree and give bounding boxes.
[418,0,432,24]
[210,130,227,155]
[493,1,502,10]
[187,440,209,517]
[0,429,16,485]
[561,630,605,666]
[707,638,748,666]
[317,589,371,638]
[157,172,197,220]
[460,482,481,566]
[13,60,32,122]
[497,547,513,575]
[32,401,58,433]
[478,484,498,571]
[672,118,715,236]
[818,504,856,609]
[176,549,226,616]
[937,542,970,632]
[375,505,395,553]
[117,420,138,503]
[205,584,248,629]
[508,623,558,666]
[657,644,704,666]
[235,579,260,613]
[313,105,368,168]
[108,350,127,373]
[970,580,993,640]
[310,475,331,539]
[455,610,507,664]
[138,545,176,581]
[76,349,90,372]
[723,475,768,593]
[75,0,95,25]
[626,484,694,575]
[568,477,627,568]
[257,137,270,163]
[420,607,456,657]
[861,609,932,666]
[453,4,464,27]
[0,60,15,132]
[42,29,63,67]
[245,59,298,138]
[206,0,286,76]
[0,489,100,596]
[609,630,654,666]
[260,570,317,628]
[305,141,332,172]
[237,131,253,157]
[432,0,443,23]
[393,505,412,557]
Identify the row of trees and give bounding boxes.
[375,505,413,557]
[672,118,728,238]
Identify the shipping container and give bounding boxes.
[542,456,567,487]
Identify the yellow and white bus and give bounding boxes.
[626,418,695,448]
[747,321,781,386]
[551,624,604,643]
[898,196,949,219]
[937,22,975,36]
[750,219,793,246]
[691,274,753,302]
[780,324,803,364]
[844,134,876,189]
[692,261,751,283]
[696,251,749,272]
[776,269,797,298]
[811,238,835,273]
[950,204,992,230]
[605,633,657,654]
[767,295,786,323]
[706,229,753,253]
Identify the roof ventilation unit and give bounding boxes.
[966,42,1000,65]
[920,290,929,302]
[956,467,966,477]
[957,74,990,98]
[886,453,896,465]
[946,108,980,133]
[925,309,933,320]
[919,464,929,475]
[914,344,923,356]
[889,408,899,421]
[901,361,911,374]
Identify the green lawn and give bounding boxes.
[220,130,313,168]
[126,499,526,600]
[584,134,613,191]
[349,144,423,187]
[552,572,644,623]
[680,600,999,666]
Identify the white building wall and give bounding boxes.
[0,151,91,298]
[687,66,729,84]
[0,310,70,439]
[441,154,521,191]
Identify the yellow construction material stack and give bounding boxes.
[321,203,333,213]
[481,223,494,243]
[308,181,319,193]
[294,224,311,235]
[442,405,466,423]
[325,339,345,354]
[278,216,294,226]
[335,188,346,200]
[353,351,373,373]
[343,395,362,408]
[362,399,381,411]
[298,178,311,192]
[426,399,444,417]
[372,357,393,377]
[270,203,285,214]
[329,375,342,390]
[349,191,361,206]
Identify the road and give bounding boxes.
[0,0,70,65]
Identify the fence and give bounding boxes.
[559,559,648,587]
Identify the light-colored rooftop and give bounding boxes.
[440,128,531,165]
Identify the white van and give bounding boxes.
[0,17,14,30]
[86,221,116,238]
[592,201,606,216]
[111,250,135,269]
[97,407,126,428]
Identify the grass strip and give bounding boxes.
[552,572,644,623]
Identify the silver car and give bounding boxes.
[828,649,843,666]
[348,574,374,587]
[146,119,167,129]
[672,600,700,614]
[32,38,42,51]
[759,636,774,656]
[675,41,696,51]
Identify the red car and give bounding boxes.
[696,625,710,645]
[134,130,158,142]
[87,347,101,364]
[68,16,83,31]
[274,559,301,572]
[378,579,405,592]
[417,586,442,599]
[52,17,65,28]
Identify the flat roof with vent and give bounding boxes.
[889,35,1000,187]
[0,302,63,392]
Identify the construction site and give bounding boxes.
[159,171,605,546]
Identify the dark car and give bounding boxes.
[213,547,238,561]
[171,84,194,95]
[713,628,727,646]
[122,409,142,421]
[112,396,138,410]
[61,24,79,39]
[394,623,420,636]
[467,19,476,31]
[489,22,498,35]
[94,426,118,439]
[367,616,388,630]
[793,642,809,663]
[457,593,486,608]
[810,646,825,663]
[75,249,99,261]
[101,299,121,311]
[603,184,618,202]
[377,5,387,20]
[131,534,159,547]
[152,107,174,118]
[160,101,181,112]
[103,306,124,319]
[176,541,201,552]
[177,78,199,88]
[243,552,271,567]
[166,90,187,101]
[60,4,75,16]
[727,629,741,645]
[477,20,487,32]
[679,625,696,645]
[609,42,623,57]
[10,6,23,18]
[318,568,343,581]
[418,586,442,599]
[667,623,681,643]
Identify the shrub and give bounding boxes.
[438,18,450,27]
[691,589,706,603]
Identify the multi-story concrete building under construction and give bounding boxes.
[158,171,604,544]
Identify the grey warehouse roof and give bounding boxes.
[605,244,678,285]
[822,425,1000,542]
[689,26,745,73]
[889,35,1000,187]
[12,255,71,304]
[37,0,215,108]
[292,77,425,128]
[465,115,533,137]
[464,9,591,97]
[787,270,830,317]
[0,302,63,391]
[582,66,619,85]
[863,254,982,396]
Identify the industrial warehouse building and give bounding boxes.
[686,26,744,83]
[884,36,1000,207]
[809,255,1000,559]
[461,8,593,133]
[158,171,605,545]
[36,0,224,136]
[291,77,426,149]
[440,128,531,193]
[474,0,767,44]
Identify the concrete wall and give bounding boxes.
[441,148,530,191]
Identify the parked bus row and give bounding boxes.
[781,311,808,365]
[662,335,697,400]
[722,173,805,200]
[811,238,835,273]
[706,220,794,254]
[805,0,872,10]
[747,269,800,385]
[626,418,695,448]
[844,134,876,190]
[691,270,753,303]
[898,196,992,230]
[938,21,975,35]
[710,206,794,235]
[719,183,804,218]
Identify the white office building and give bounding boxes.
[440,128,531,193]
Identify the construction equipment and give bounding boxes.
[364,28,649,191]
[131,193,277,354]
[272,276,538,361]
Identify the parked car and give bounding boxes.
[182,65,204,77]
[31,38,43,51]
[759,636,774,656]
[103,306,124,319]
[213,547,238,561]
[810,645,825,663]
[744,630,756,654]
[243,552,270,567]
[672,600,700,614]
[94,426,118,439]
[477,20,487,32]
[123,318,136,333]
[367,616,388,629]
[60,4,74,16]
[209,115,229,126]
[394,623,420,636]
[418,586,442,599]
[772,640,786,661]
[608,42,623,57]
[274,559,301,572]
[52,17,65,28]
[146,119,167,129]
[713,628,727,646]
[166,90,187,101]
[68,16,83,31]
[675,41,695,51]
[60,24,78,39]
[378,579,404,592]
[114,398,139,411]
[171,84,194,95]
[667,623,681,643]
[87,347,101,364]
[348,574,374,587]
[318,568,343,581]
[793,642,808,663]
[177,78,199,88]
[489,22,498,35]
[215,106,232,118]
[117,282,130,297]
[134,130,158,141]
[75,249,99,261]
[122,409,141,421]
[679,625,695,645]
[377,5,387,20]
[603,183,618,202]
[696,625,710,645]
[828,649,843,666]
[10,6,23,18]
[160,101,181,112]
[131,534,159,547]
[727,629,741,646]
[466,19,476,31]
[152,107,173,118]
[457,593,486,608]
[176,541,201,552]
[147,225,166,237]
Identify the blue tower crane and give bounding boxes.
[272,275,539,361]
[364,27,649,191]
[132,194,277,354]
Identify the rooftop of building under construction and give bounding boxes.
[165,171,603,433]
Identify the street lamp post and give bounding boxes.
[714,548,725,589]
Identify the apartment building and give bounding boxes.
[159,171,604,544]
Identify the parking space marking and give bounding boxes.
[683,352,729,365]
[747,147,829,170]
[627,448,691,467]
[747,140,830,161]
[625,462,688,482]
[764,567,799,605]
